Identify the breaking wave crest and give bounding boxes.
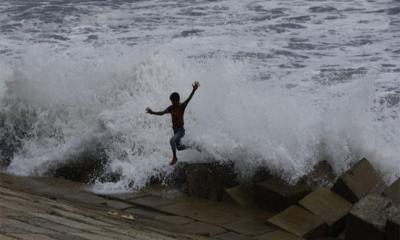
[0,43,399,193]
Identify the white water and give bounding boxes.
[0,0,399,192]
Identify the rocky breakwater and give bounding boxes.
[169,158,400,240]
[1,157,399,240]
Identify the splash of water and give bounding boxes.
[0,43,399,193]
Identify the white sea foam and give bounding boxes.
[0,43,398,193]
[0,0,399,192]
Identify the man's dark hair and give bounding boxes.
[170,92,180,102]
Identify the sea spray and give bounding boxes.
[0,0,399,193]
[0,45,398,193]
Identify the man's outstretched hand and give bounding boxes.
[192,81,200,91]
[145,107,153,114]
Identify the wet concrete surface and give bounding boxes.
[0,173,287,240]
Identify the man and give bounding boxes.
[146,81,200,165]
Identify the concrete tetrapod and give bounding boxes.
[299,188,352,236]
[332,158,385,203]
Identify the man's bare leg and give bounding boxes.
[169,143,178,165]
[170,151,178,165]
[169,157,177,165]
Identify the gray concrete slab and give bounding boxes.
[159,200,240,224]
[255,230,304,240]
[103,192,150,200]
[224,185,255,208]
[386,208,400,240]
[212,232,253,240]
[124,207,167,219]
[222,218,276,236]
[10,215,82,234]
[268,206,327,238]
[62,192,108,205]
[0,235,18,240]
[255,178,311,211]
[31,212,103,232]
[99,200,133,210]
[0,219,55,234]
[299,188,352,226]
[0,173,190,240]
[347,194,393,240]
[129,195,177,208]
[154,215,195,225]
[70,232,116,240]
[8,233,57,240]
[179,221,227,237]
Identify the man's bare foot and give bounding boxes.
[169,157,178,166]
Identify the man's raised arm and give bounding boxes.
[183,81,200,106]
[146,107,169,116]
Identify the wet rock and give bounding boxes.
[165,162,188,189]
[332,158,385,203]
[185,161,237,201]
[51,146,108,183]
[299,188,352,236]
[268,205,327,239]
[255,178,311,211]
[346,194,394,240]
[386,208,400,240]
[304,160,336,189]
[251,167,273,183]
[384,178,400,205]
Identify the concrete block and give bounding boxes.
[299,188,352,236]
[384,178,400,205]
[185,162,237,201]
[268,205,327,239]
[385,207,400,240]
[255,178,311,211]
[165,162,188,188]
[346,194,394,240]
[332,158,385,203]
[224,185,255,208]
